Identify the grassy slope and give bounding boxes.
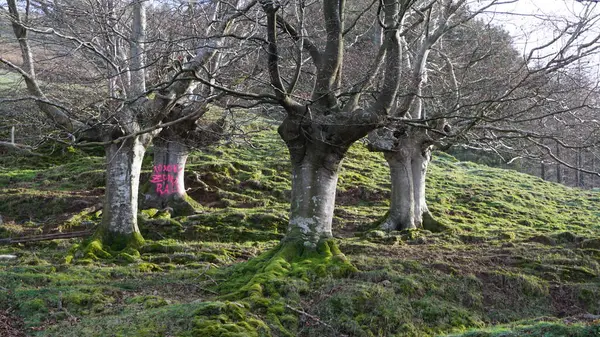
[0,127,599,336]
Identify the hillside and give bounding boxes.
[1,126,600,337]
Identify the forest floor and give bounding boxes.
[1,125,600,336]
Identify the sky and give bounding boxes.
[476,0,600,77]
[487,1,596,44]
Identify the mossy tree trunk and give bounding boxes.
[276,105,379,246]
[100,137,148,249]
[369,118,447,231]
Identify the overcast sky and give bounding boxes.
[487,1,597,45]
[476,0,600,75]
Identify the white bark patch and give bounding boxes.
[304,240,317,249]
[289,216,316,234]
[380,220,395,231]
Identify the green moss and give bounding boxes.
[67,230,144,263]
[140,240,189,254]
[138,262,163,272]
[528,235,557,246]
[117,248,141,263]
[62,288,115,313]
[21,298,47,314]
[83,239,112,260]
[550,231,580,245]
[102,231,145,252]
[126,295,170,309]
[139,217,184,240]
[498,231,516,241]
[222,240,355,295]
[450,322,600,337]
[190,301,270,337]
[184,208,286,242]
[141,208,159,218]
[422,212,449,233]
[0,189,100,223]
[189,240,358,336]
[414,297,482,330]
[4,122,600,337]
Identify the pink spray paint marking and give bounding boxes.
[151,164,179,196]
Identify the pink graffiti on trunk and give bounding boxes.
[151,164,179,196]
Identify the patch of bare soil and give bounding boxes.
[0,309,26,337]
[550,285,586,317]
[336,187,388,206]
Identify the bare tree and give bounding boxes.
[0,0,234,249]
[141,0,252,215]
[367,0,474,230]
[363,0,600,230]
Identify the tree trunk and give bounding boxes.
[381,150,415,230]
[285,148,341,248]
[142,139,196,215]
[412,147,432,227]
[381,145,435,231]
[556,143,562,184]
[541,161,546,181]
[593,155,597,189]
[99,137,146,250]
[277,106,376,247]
[577,149,584,188]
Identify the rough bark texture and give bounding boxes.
[278,111,377,247]
[142,139,196,216]
[382,150,414,230]
[100,137,146,249]
[556,143,563,184]
[369,122,446,231]
[380,145,434,230]
[141,109,224,215]
[286,150,341,247]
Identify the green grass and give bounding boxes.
[0,123,599,336]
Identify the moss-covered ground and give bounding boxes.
[1,124,600,336]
